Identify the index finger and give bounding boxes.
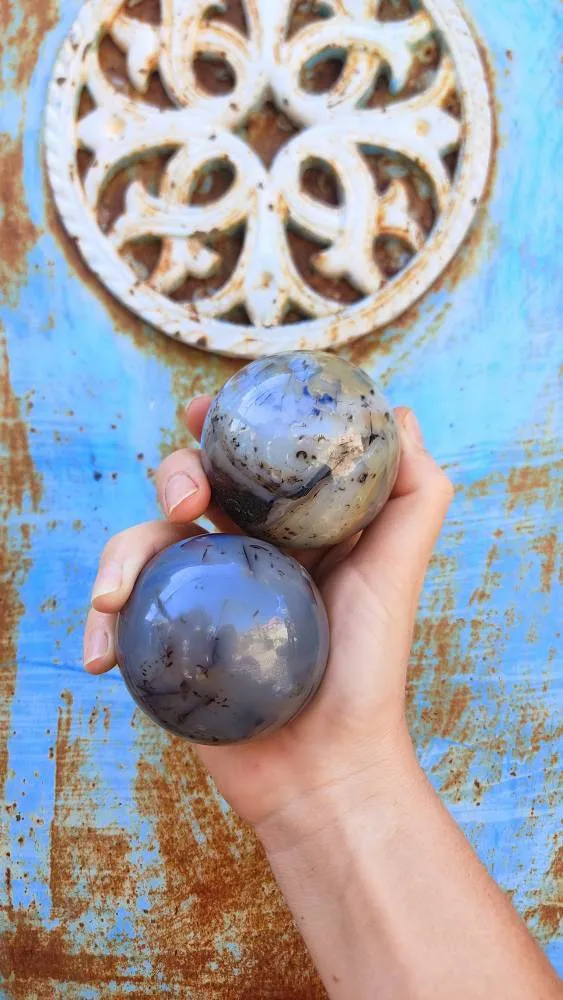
[184,395,213,442]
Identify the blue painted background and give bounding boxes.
[1,0,561,995]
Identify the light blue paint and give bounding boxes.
[1,0,561,993]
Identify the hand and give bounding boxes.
[84,399,453,834]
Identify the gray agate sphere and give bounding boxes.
[116,535,329,745]
[201,351,400,549]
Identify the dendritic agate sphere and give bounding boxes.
[201,351,400,549]
[117,535,329,745]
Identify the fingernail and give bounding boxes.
[84,627,109,666]
[92,560,122,601]
[404,410,425,449]
[165,472,199,514]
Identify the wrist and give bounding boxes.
[256,726,423,859]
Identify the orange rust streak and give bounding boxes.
[0,1,57,89]
[50,692,134,922]
[530,530,559,594]
[469,542,501,606]
[505,461,562,514]
[0,909,141,999]
[1,693,141,997]
[0,0,49,808]
[0,334,43,800]
[0,527,29,799]
[133,731,326,996]
[420,681,474,741]
[0,340,42,514]
[0,2,57,297]
[407,543,509,760]
[0,137,41,303]
[523,847,563,945]
[437,746,478,803]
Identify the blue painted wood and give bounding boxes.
[1,1,561,994]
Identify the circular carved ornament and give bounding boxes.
[46,0,492,358]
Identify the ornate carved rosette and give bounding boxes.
[46,0,492,356]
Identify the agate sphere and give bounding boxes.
[201,351,399,549]
[117,534,329,744]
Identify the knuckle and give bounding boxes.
[157,448,198,482]
[100,535,119,562]
[100,525,139,561]
[155,454,174,484]
[433,467,455,503]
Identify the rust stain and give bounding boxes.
[469,542,501,606]
[421,680,474,740]
[415,517,561,775]
[0,528,31,804]
[0,339,42,513]
[0,333,42,801]
[345,296,454,375]
[437,746,478,803]
[523,846,563,944]
[0,907,138,999]
[0,0,58,302]
[0,692,140,998]
[408,547,507,760]
[458,456,561,515]
[0,0,47,809]
[0,137,41,304]
[344,296,426,367]
[409,552,476,744]
[50,691,134,922]
[0,0,57,90]
[513,701,563,764]
[505,460,562,514]
[460,470,504,501]
[530,530,559,594]
[133,725,326,997]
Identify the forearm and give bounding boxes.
[258,740,561,1000]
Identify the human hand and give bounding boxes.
[84,398,453,836]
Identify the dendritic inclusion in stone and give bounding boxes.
[117,534,330,743]
[201,351,400,548]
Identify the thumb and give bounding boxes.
[349,408,454,611]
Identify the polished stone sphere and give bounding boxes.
[201,351,400,549]
[116,535,329,744]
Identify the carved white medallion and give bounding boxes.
[46,0,492,357]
